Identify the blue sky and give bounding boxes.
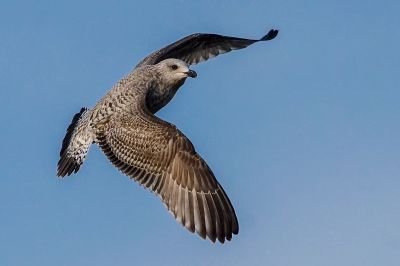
[1,0,399,265]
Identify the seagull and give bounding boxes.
[57,29,279,243]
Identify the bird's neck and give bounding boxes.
[145,77,186,114]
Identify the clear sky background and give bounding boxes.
[1,1,399,265]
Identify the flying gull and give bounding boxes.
[57,29,279,243]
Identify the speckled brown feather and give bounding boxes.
[96,110,238,243]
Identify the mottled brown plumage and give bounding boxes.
[98,110,238,242]
[57,29,278,243]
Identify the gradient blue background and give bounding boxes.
[1,1,399,265]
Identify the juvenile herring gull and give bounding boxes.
[57,29,279,243]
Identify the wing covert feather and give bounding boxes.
[97,112,238,243]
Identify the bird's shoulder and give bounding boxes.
[105,110,183,150]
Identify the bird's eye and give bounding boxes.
[170,64,178,70]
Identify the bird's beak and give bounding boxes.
[185,69,197,78]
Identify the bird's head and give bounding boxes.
[155,59,197,85]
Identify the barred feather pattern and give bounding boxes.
[96,111,238,243]
[57,108,94,177]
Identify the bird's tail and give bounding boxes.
[57,107,93,177]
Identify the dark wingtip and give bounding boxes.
[57,107,87,177]
[57,154,80,177]
[59,107,87,157]
[260,29,279,41]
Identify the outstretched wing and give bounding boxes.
[136,29,278,67]
[96,111,238,243]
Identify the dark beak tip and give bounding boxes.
[187,70,197,78]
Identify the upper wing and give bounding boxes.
[136,29,278,67]
[96,111,238,243]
